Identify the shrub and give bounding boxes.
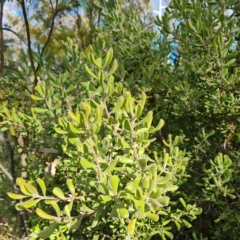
[5,43,202,239]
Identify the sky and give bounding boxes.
[151,0,171,17]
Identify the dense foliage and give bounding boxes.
[1,0,240,239]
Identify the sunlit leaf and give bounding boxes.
[7,192,29,200]
[36,208,59,220]
[31,95,44,101]
[80,158,95,169]
[37,178,46,196]
[16,198,40,210]
[85,65,98,78]
[107,59,118,76]
[46,200,61,217]
[109,175,120,194]
[53,187,66,200]
[146,212,159,221]
[67,179,75,195]
[64,201,73,217]
[127,219,136,235]
[103,48,113,68]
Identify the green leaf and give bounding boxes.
[33,107,50,113]
[67,179,75,195]
[136,111,153,128]
[163,230,173,239]
[64,201,73,217]
[70,218,82,230]
[179,198,186,208]
[123,119,132,131]
[146,212,159,221]
[80,158,95,169]
[90,54,102,68]
[135,204,145,218]
[85,65,98,78]
[104,159,118,174]
[53,187,66,200]
[38,223,58,239]
[99,195,112,203]
[109,175,120,194]
[187,19,196,32]
[107,59,118,76]
[69,123,83,134]
[138,158,147,170]
[127,219,136,235]
[182,219,192,228]
[25,182,38,196]
[117,138,130,148]
[36,81,46,96]
[157,174,171,185]
[118,156,133,164]
[16,198,41,210]
[55,128,68,134]
[16,177,26,186]
[139,92,146,110]
[154,119,165,132]
[36,208,59,220]
[67,132,81,145]
[19,185,32,196]
[135,104,143,118]
[157,197,170,206]
[119,207,129,218]
[46,200,61,218]
[31,95,45,101]
[99,70,105,85]
[68,111,79,123]
[37,178,46,196]
[112,96,124,113]
[103,48,113,68]
[174,221,181,231]
[149,198,163,211]
[7,192,29,200]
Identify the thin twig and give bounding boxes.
[37,0,59,65]
[18,0,38,94]
[0,2,4,77]
[0,163,13,182]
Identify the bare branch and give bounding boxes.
[18,0,38,94]
[0,2,4,77]
[0,162,13,182]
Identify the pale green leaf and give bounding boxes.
[67,179,75,195]
[127,219,136,235]
[64,201,73,217]
[37,178,46,196]
[16,198,40,210]
[36,208,59,220]
[103,48,113,68]
[146,212,159,221]
[107,59,118,76]
[85,65,98,78]
[109,175,120,194]
[53,187,66,200]
[31,95,44,101]
[80,158,95,169]
[7,192,29,200]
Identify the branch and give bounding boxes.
[36,0,59,72]
[0,2,4,77]
[1,27,28,46]
[0,162,13,182]
[18,0,38,94]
